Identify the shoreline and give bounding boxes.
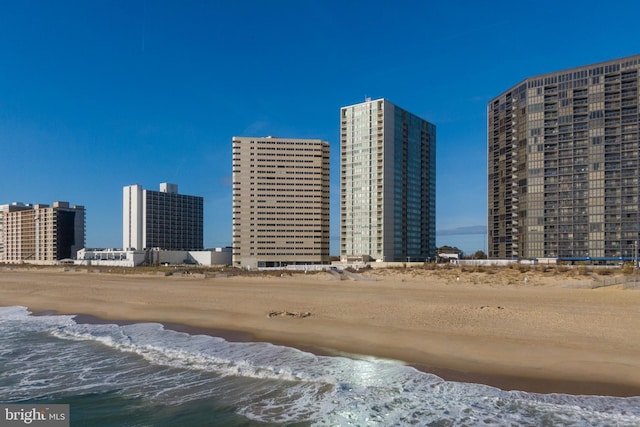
[3,268,640,397]
[38,310,640,397]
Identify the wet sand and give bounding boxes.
[2,267,640,396]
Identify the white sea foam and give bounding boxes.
[2,306,640,426]
[51,322,319,383]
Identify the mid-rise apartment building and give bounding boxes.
[489,54,640,261]
[340,98,436,262]
[123,183,203,251]
[232,136,330,269]
[0,201,85,264]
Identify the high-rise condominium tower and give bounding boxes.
[340,98,436,262]
[232,136,330,269]
[123,183,203,251]
[489,54,640,261]
[0,201,85,264]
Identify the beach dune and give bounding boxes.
[1,267,640,397]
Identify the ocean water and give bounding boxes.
[1,306,639,426]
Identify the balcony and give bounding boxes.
[605,197,622,205]
[605,144,621,153]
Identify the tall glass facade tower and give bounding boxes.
[340,98,436,262]
[489,54,640,261]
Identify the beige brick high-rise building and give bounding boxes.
[489,54,640,261]
[232,136,330,269]
[0,201,85,264]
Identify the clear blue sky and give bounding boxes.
[2,1,639,255]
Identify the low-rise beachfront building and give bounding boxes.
[76,247,232,268]
[0,201,85,265]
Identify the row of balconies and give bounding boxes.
[604,151,640,163]
[605,82,621,92]
[602,230,640,239]
[604,161,640,170]
[557,233,590,240]
[605,117,621,126]
[544,207,589,215]
[605,136,625,145]
[606,100,639,110]
[604,88,638,99]
[604,195,639,204]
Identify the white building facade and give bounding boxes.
[77,247,232,267]
[123,183,203,251]
[123,184,144,250]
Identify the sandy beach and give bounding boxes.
[2,266,640,397]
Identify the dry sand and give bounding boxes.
[2,266,640,397]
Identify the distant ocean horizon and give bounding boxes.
[2,305,639,426]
